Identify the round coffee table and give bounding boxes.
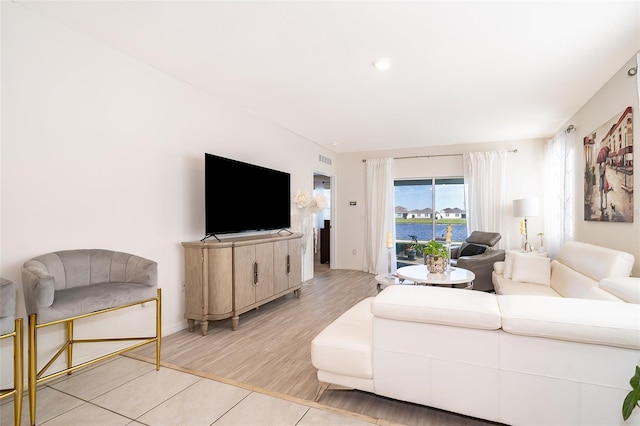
[396,265,475,289]
[374,274,416,292]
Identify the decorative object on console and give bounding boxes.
[513,198,539,252]
[294,189,327,254]
[423,239,448,273]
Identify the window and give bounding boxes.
[394,178,467,247]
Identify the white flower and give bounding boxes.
[294,190,327,212]
[311,193,327,213]
[294,190,313,209]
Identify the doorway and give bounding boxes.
[313,174,331,275]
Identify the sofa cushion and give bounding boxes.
[311,297,374,380]
[599,277,640,303]
[582,286,624,302]
[494,279,561,297]
[550,261,598,298]
[498,296,640,349]
[372,286,501,330]
[460,244,486,257]
[558,241,634,282]
[37,281,158,323]
[511,253,551,286]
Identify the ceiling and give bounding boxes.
[15,1,640,153]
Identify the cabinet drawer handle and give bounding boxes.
[253,262,258,286]
[286,255,290,274]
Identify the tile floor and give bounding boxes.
[0,356,376,426]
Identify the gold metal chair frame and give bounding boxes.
[0,318,24,426]
[27,288,161,426]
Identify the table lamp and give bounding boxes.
[513,198,539,252]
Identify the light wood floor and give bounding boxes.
[130,268,499,426]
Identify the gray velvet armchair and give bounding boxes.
[0,277,23,426]
[21,249,161,426]
[450,231,505,292]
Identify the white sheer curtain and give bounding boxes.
[363,158,396,275]
[543,131,575,258]
[463,151,508,247]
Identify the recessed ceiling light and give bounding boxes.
[373,57,392,71]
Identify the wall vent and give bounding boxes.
[318,154,332,165]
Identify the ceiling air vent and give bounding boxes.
[318,154,332,165]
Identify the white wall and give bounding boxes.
[567,54,640,276]
[334,139,546,271]
[0,3,335,386]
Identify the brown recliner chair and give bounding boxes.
[450,231,505,292]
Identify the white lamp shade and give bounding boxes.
[513,198,539,217]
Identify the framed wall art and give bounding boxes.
[583,106,633,222]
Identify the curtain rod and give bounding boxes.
[362,148,518,162]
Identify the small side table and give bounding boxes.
[507,249,547,257]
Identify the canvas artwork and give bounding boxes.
[583,106,634,222]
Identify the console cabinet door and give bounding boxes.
[233,242,275,310]
[184,245,233,320]
[234,244,256,310]
[254,242,274,302]
[274,238,302,293]
[287,237,302,288]
[206,246,233,315]
[183,246,207,321]
[273,240,289,294]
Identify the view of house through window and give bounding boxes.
[394,178,467,262]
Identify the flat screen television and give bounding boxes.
[205,153,291,237]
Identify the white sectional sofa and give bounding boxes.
[311,241,640,425]
[492,241,637,301]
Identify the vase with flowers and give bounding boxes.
[293,189,327,254]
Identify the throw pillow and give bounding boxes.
[459,244,486,257]
[503,249,527,279]
[511,253,551,286]
[503,250,515,279]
